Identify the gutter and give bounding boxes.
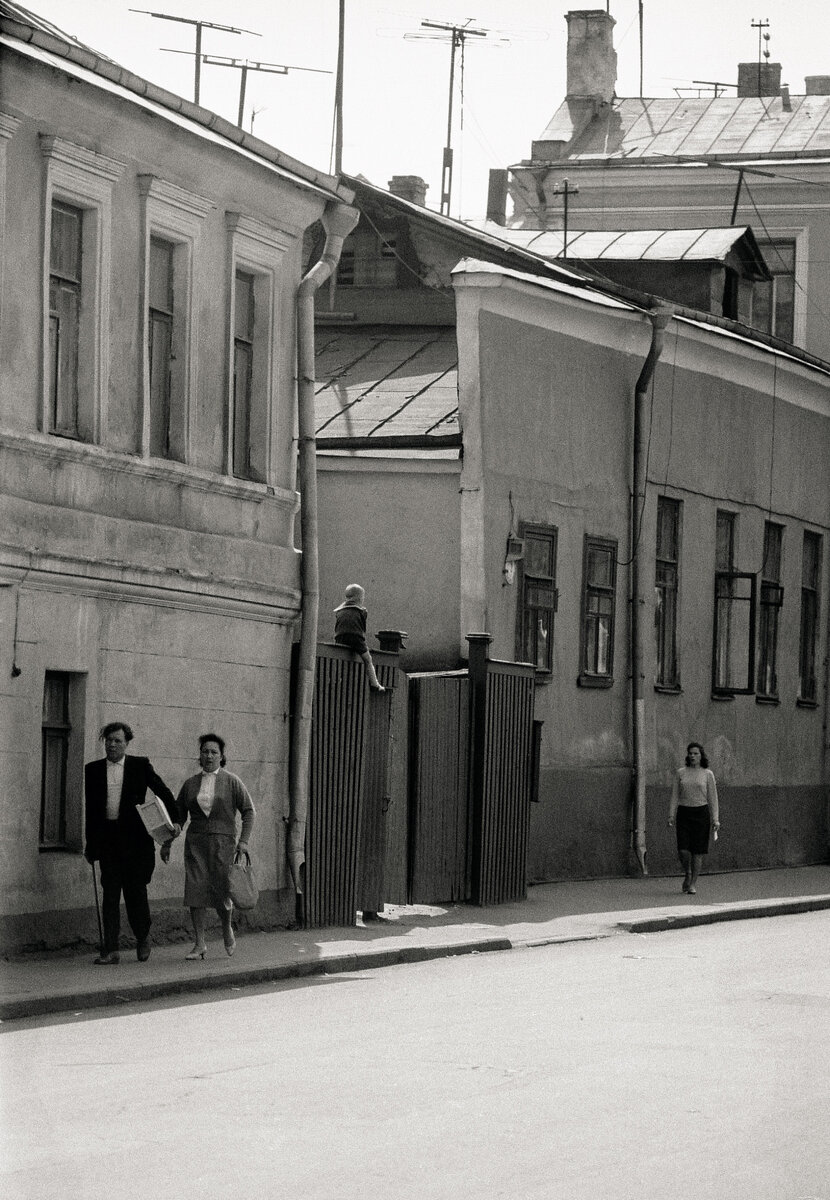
[631,307,672,875]
[287,201,360,904]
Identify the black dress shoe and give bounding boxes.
[94,951,120,965]
[137,939,151,962]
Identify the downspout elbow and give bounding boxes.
[632,307,672,876]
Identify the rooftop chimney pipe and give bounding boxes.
[388,175,428,206]
[566,9,617,104]
[737,61,782,97]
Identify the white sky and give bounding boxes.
[20,0,830,218]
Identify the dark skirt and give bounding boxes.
[183,829,235,908]
[676,805,711,855]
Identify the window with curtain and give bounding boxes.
[516,525,558,674]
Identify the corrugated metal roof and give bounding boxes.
[537,95,830,161]
[470,222,760,264]
[314,328,459,441]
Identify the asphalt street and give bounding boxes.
[2,909,829,1200]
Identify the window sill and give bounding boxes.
[796,698,818,709]
[755,694,780,706]
[654,684,682,695]
[710,692,736,702]
[578,674,613,689]
[534,669,553,686]
[38,844,82,854]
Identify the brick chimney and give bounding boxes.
[737,61,782,97]
[806,75,830,95]
[532,10,617,161]
[388,175,428,206]
[487,169,508,225]
[566,9,617,103]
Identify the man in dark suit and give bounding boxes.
[84,721,176,965]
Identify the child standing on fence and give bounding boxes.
[334,584,385,692]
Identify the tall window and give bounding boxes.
[713,510,756,694]
[48,202,83,438]
[41,673,70,847]
[232,270,255,478]
[655,497,681,688]
[516,524,558,673]
[757,522,784,699]
[753,239,796,342]
[148,237,175,458]
[799,531,822,704]
[41,135,123,444]
[579,535,617,687]
[40,672,85,850]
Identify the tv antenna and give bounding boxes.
[129,10,260,105]
[161,50,332,128]
[405,19,489,216]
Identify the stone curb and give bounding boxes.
[0,936,513,1022]
[618,894,830,934]
[4,897,830,1022]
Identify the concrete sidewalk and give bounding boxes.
[3,865,830,1022]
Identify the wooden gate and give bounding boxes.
[408,634,536,906]
[408,670,470,904]
[304,643,398,928]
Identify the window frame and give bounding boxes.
[756,521,784,701]
[578,534,618,688]
[232,269,256,479]
[225,213,290,484]
[138,175,213,463]
[0,113,21,329]
[148,236,176,459]
[798,530,822,706]
[48,200,83,438]
[515,522,558,675]
[40,135,123,444]
[40,670,86,853]
[654,496,681,690]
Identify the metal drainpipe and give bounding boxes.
[288,200,360,900]
[631,307,672,875]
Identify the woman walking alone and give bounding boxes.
[668,742,720,895]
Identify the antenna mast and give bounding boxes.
[130,9,260,104]
[411,18,488,216]
[751,17,771,97]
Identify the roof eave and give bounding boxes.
[1,11,353,204]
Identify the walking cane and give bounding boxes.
[91,861,104,952]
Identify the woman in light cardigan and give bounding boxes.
[668,741,720,895]
[165,733,255,959]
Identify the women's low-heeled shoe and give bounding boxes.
[185,944,207,960]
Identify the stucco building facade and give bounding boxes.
[0,4,354,949]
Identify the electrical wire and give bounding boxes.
[741,176,830,329]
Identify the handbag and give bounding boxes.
[227,847,259,910]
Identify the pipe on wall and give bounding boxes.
[631,307,672,875]
[288,200,360,899]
